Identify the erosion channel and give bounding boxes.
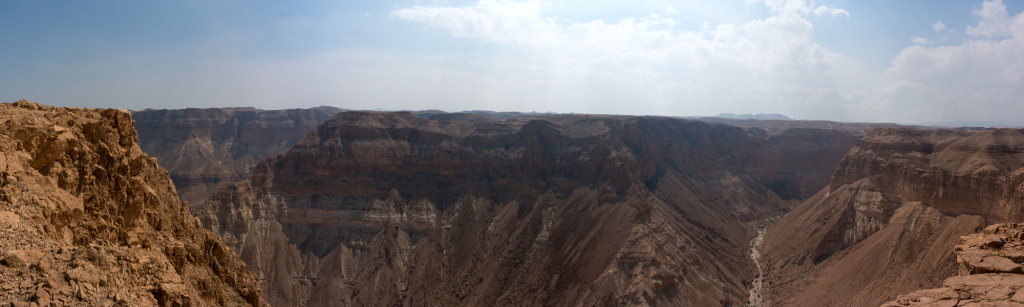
[748,216,777,307]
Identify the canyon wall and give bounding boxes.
[0,100,266,306]
[133,106,343,206]
[691,117,901,137]
[193,112,860,306]
[763,127,1024,306]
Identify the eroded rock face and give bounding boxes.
[691,116,900,137]
[753,128,860,199]
[0,100,266,306]
[830,128,1024,222]
[133,106,343,205]
[194,111,860,307]
[763,127,1024,306]
[882,223,1024,306]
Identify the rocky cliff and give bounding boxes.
[882,223,1024,306]
[133,106,343,206]
[193,111,862,307]
[829,128,1024,222]
[762,127,1024,306]
[0,100,266,306]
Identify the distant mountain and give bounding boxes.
[690,117,902,137]
[716,113,792,120]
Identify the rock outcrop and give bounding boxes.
[0,100,266,306]
[133,106,343,206]
[829,128,1024,222]
[762,127,1024,306]
[193,111,861,307]
[882,223,1024,306]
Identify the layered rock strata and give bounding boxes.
[829,128,1024,222]
[882,223,1024,306]
[133,106,343,205]
[691,117,901,137]
[763,128,1024,306]
[0,100,266,306]
[194,111,863,307]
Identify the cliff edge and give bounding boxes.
[0,100,266,306]
[882,223,1024,306]
[763,127,1024,306]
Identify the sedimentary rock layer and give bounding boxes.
[195,111,859,307]
[0,100,266,306]
[133,106,343,205]
[829,128,1024,222]
[763,127,1024,306]
[691,116,901,137]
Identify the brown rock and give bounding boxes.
[194,111,861,306]
[132,106,344,205]
[0,100,267,306]
[968,256,1022,274]
[764,127,1024,307]
[829,128,1024,223]
[65,266,100,284]
[881,224,1024,306]
[4,250,43,268]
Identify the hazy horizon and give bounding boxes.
[3,0,1024,126]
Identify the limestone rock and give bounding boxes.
[882,224,1024,306]
[763,127,1024,307]
[3,250,43,268]
[0,100,266,306]
[829,128,1024,223]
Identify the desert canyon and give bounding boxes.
[2,100,1024,307]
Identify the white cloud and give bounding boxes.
[911,37,931,44]
[933,21,945,31]
[666,6,679,16]
[863,0,1024,124]
[393,0,844,72]
[966,0,1019,37]
[385,0,865,119]
[391,0,563,47]
[813,6,849,18]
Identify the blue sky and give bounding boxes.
[2,0,1023,125]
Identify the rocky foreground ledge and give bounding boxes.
[883,223,1024,306]
[0,100,266,306]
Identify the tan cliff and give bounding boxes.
[0,100,266,306]
[882,223,1024,306]
[133,106,343,206]
[193,111,863,306]
[762,127,1024,306]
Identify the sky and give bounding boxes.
[2,0,1024,125]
